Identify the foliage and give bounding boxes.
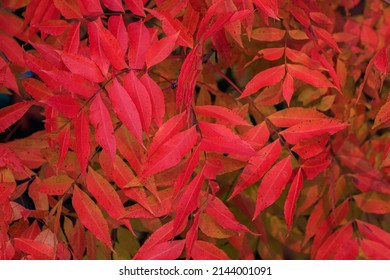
[0,0,389,260]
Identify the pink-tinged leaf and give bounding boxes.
[72,186,112,250]
[354,192,390,214]
[123,71,152,132]
[186,211,200,259]
[357,220,390,249]
[284,168,303,230]
[139,73,165,127]
[14,238,54,259]
[282,73,294,106]
[254,156,292,219]
[291,134,329,160]
[133,220,186,259]
[137,240,185,260]
[0,101,33,133]
[95,21,127,70]
[34,19,70,36]
[173,170,205,236]
[280,119,349,144]
[240,65,285,98]
[59,51,104,83]
[22,78,53,101]
[242,121,270,150]
[361,239,390,260]
[259,47,285,61]
[205,196,255,234]
[333,238,359,260]
[146,8,193,48]
[42,95,81,119]
[373,100,390,129]
[268,107,328,128]
[52,0,82,19]
[123,0,145,17]
[89,94,116,161]
[229,140,281,200]
[38,175,73,195]
[57,124,70,169]
[195,105,251,126]
[148,112,187,156]
[287,63,336,89]
[0,33,25,67]
[251,27,285,42]
[108,15,128,52]
[315,223,354,260]
[107,79,143,144]
[145,33,178,68]
[311,25,341,52]
[142,126,198,178]
[127,21,150,69]
[86,168,133,233]
[173,145,201,198]
[64,22,80,54]
[191,240,230,260]
[88,21,109,76]
[102,0,123,12]
[73,112,91,174]
[301,156,331,180]
[77,0,103,16]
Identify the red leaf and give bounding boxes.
[282,73,294,106]
[373,47,387,73]
[52,0,82,19]
[354,192,390,214]
[253,0,279,20]
[251,27,285,41]
[107,79,143,144]
[142,126,198,178]
[254,156,292,219]
[205,196,255,234]
[0,101,33,133]
[86,168,132,233]
[14,238,54,259]
[291,134,329,159]
[34,19,70,36]
[77,0,103,17]
[127,21,150,69]
[133,220,186,259]
[185,211,200,259]
[191,240,230,260]
[315,223,354,260]
[95,21,127,70]
[240,65,285,98]
[57,124,70,169]
[123,0,145,17]
[280,119,349,144]
[268,107,329,128]
[146,8,193,48]
[59,51,105,83]
[301,157,331,180]
[22,78,53,101]
[0,33,25,67]
[357,220,390,249]
[173,170,205,236]
[287,63,336,89]
[38,175,73,195]
[373,99,390,129]
[242,121,270,150]
[72,186,112,250]
[89,94,116,161]
[102,0,123,12]
[139,73,165,127]
[311,25,341,52]
[284,168,303,230]
[195,105,251,126]
[229,140,282,200]
[64,22,80,54]
[42,95,81,119]
[88,20,109,76]
[285,48,323,70]
[73,112,91,174]
[259,47,285,61]
[136,240,185,260]
[333,238,359,260]
[123,71,152,132]
[108,15,128,52]
[361,239,390,260]
[145,32,178,68]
